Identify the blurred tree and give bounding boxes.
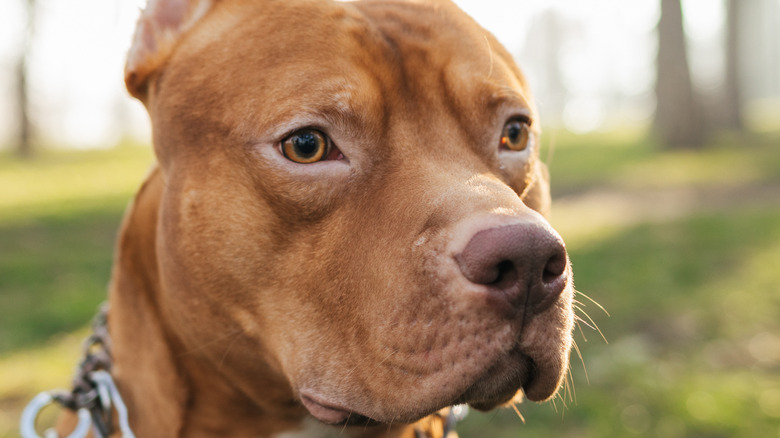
[521,9,570,127]
[654,0,705,148]
[722,0,744,130]
[15,0,36,159]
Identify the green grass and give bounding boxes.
[0,145,155,354]
[2,132,780,437]
[544,129,780,195]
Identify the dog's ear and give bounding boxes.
[522,161,552,217]
[125,0,213,100]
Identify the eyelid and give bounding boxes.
[278,126,326,143]
[510,114,532,126]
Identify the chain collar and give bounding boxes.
[20,304,135,438]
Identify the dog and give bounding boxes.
[60,0,575,436]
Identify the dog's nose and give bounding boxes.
[455,222,568,314]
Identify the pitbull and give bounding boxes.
[63,0,575,436]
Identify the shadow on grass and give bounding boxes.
[0,203,126,353]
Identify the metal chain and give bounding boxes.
[414,404,469,438]
[20,304,135,438]
[54,305,113,434]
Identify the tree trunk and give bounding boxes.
[15,0,35,159]
[654,0,705,148]
[722,0,743,130]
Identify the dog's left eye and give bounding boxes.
[500,118,531,152]
[281,129,338,164]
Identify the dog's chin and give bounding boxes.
[459,349,565,408]
[455,348,534,411]
[301,348,560,426]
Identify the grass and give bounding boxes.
[0,145,155,353]
[2,131,780,437]
[543,129,780,194]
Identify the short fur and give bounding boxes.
[61,0,575,437]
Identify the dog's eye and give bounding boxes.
[500,118,531,152]
[281,129,331,163]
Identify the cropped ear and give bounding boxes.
[125,0,213,100]
[521,161,552,218]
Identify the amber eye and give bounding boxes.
[281,129,330,163]
[500,118,531,151]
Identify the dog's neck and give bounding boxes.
[103,167,424,437]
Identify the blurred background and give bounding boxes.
[0,0,778,437]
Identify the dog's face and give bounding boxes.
[128,0,573,425]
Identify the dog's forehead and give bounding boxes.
[156,0,534,152]
[177,0,526,98]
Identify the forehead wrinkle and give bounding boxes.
[234,66,384,141]
[300,78,384,144]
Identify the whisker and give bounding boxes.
[564,361,576,405]
[576,290,610,317]
[340,414,351,436]
[572,340,589,384]
[217,331,244,372]
[550,396,559,413]
[569,374,576,407]
[574,311,597,334]
[577,306,608,344]
[556,376,568,410]
[577,326,589,347]
[510,401,526,424]
[179,327,243,357]
[379,349,398,364]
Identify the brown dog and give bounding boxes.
[63,0,575,436]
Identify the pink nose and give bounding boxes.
[455,222,568,314]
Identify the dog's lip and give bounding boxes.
[521,367,562,402]
[458,346,562,409]
[298,392,382,426]
[300,393,352,424]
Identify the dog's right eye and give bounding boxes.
[281,129,334,164]
[500,118,531,152]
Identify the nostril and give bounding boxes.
[492,260,518,289]
[542,253,566,285]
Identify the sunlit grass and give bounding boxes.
[544,129,780,194]
[0,145,155,223]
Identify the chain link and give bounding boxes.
[20,304,134,438]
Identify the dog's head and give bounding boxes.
[126,0,573,425]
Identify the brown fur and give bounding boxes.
[61,0,575,436]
